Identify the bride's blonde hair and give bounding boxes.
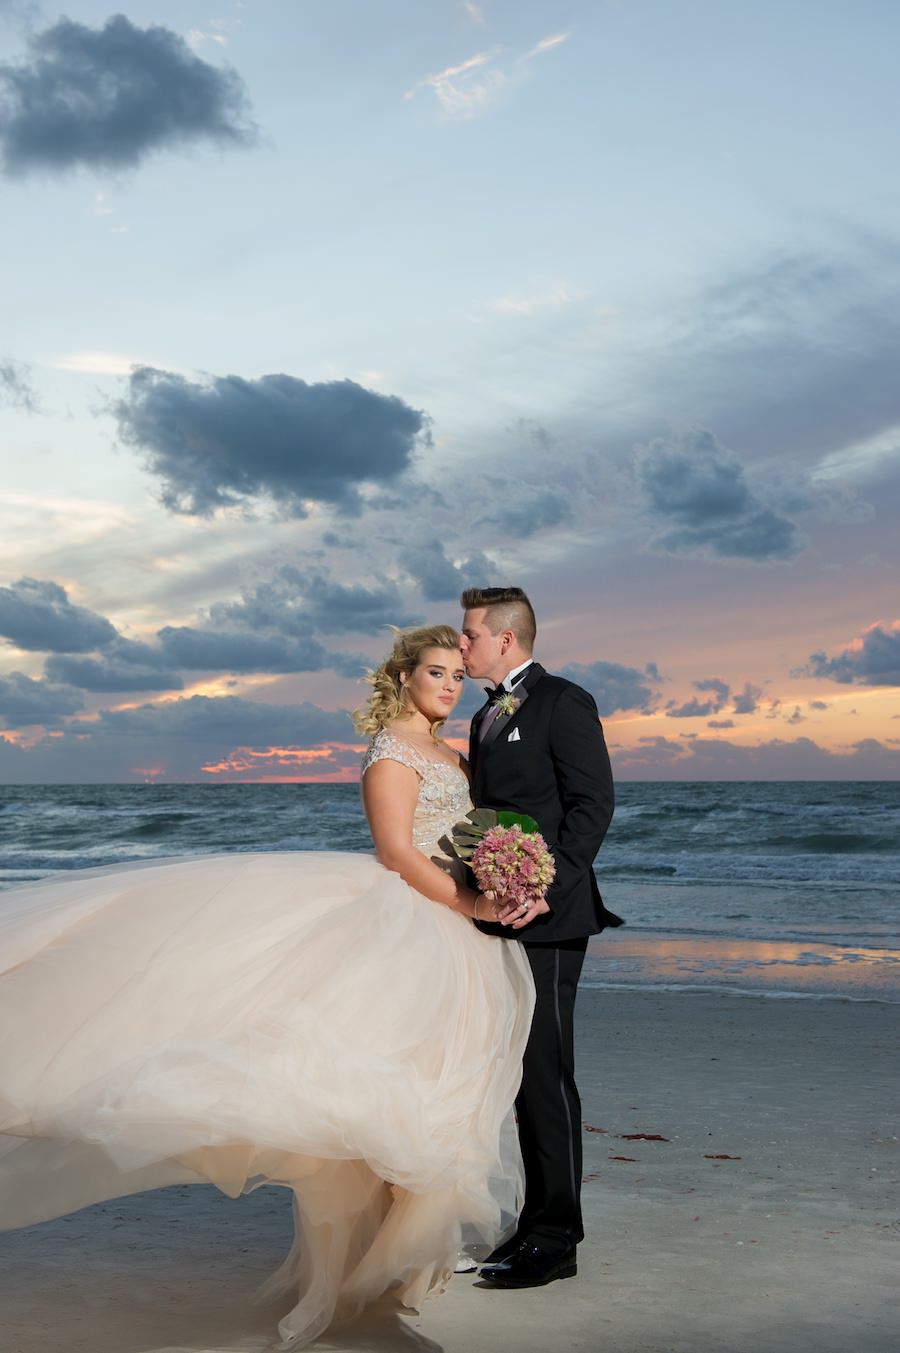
[352,624,462,738]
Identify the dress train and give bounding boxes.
[0,850,534,1345]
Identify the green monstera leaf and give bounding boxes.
[466,809,498,830]
[497,810,540,835]
[447,807,540,860]
[447,808,498,861]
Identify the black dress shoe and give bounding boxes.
[480,1233,523,1267]
[478,1241,577,1288]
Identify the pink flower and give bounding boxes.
[471,823,555,912]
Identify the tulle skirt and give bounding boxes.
[0,851,534,1346]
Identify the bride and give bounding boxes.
[0,624,536,1348]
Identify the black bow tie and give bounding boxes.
[484,671,527,703]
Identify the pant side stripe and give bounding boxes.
[551,948,578,1215]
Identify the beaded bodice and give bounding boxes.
[361,730,472,861]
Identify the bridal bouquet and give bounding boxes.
[448,809,555,912]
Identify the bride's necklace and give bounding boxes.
[387,722,455,763]
[396,726,436,742]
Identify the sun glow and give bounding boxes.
[200,743,366,782]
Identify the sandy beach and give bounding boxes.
[1,987,896,1353]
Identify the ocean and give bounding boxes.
[2,781,898,1002]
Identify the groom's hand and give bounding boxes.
[495,894,551,930]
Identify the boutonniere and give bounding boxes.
[495,692,520,717]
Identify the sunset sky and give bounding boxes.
[1,0,899,782]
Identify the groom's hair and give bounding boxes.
[459,587,536,651]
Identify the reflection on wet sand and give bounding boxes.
[585,930,900,1001]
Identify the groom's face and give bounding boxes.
[460,608,505,681]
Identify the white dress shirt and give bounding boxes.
[497,658,533,693]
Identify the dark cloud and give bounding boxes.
[613,734,900,781]
[0,571,378,689]
[667,676,730,719]
[0,567,394,692]
[0,14,255,176]
[157,626,365,679]
[767,471,874,526]
[707,718,735,729]
[648,246,900,463]
[363,477,447,515]
[558,660,660,717]
[0,695,360,781]
[656,509,800,562]
[667,697,719,719]
[0,670,83,727]
[400,542,496,603]
[634,427,802,561]
[474,483,573,538]
[45,636,184,692]
[807,621,900,685]
[638,428,749,523]
[148,563,393,679]
[71,694,352,746]
[209,565,421,637]
[695,677,730,703]
[463,420,584,541]
[115,367,428,517]
[65,694,357,779]
[0,357,37,411]
[809,700,830,711]
[733,682,763,715]
[0,577,117,652]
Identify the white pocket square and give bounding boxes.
[507,727,521,742]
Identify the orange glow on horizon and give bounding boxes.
[108,672,280,713]
[604,682,900,758]
[129,764,165,778]
[200,742,366,781]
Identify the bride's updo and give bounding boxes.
[353,624,462,737]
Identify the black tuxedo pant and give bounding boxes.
[515,937,588,1256]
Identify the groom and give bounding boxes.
[460,586,618,1289]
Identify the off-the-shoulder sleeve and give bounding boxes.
[361,731,429,779]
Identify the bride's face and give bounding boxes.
[401,646,466,722]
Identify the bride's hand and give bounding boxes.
[476,890,519,923]
[476,890,503,922]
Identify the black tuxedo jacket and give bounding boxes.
[469,662,617,946]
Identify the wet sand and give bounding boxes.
[1,989,896,1353]
[584,926,900,1002]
